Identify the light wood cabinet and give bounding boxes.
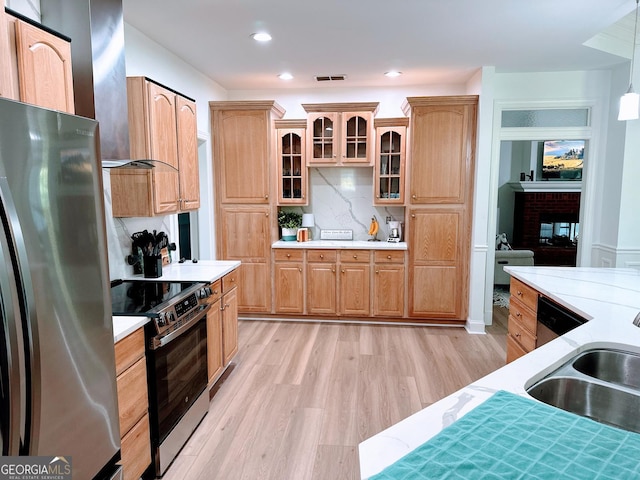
[112,77,198,217]
[275,120,307,205]
[275,248,408,319]
[404,96,477,204]
[206,280,224,385]
[506,277,539,363]
[373,250,405,317]
[274,249,304,313]
[0,9,16,100]
[211,101,284,204]
[373,118,408,205]
[176,95,200,211]
[408,207,465,318]
[14,17,74,113]
[205,271,239,386]
[221,282,239,365]
[303,103,379,166]
[219,206,271,313]
[114,328,151,480]
[1,13,73,111]
[403,96,477,323]
[339,250,370,316]
[306,250,337,315]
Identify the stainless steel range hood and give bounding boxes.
[41,0,167,170]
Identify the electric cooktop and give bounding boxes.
[110,280,201,316]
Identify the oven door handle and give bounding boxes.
[149,303,212,350]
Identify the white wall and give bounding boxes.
[227,83,467,119]
[5,0,39,20]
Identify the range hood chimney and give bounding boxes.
[41,0,165,169]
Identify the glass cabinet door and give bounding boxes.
[277,126,307,205]
[342,112,374,164]
[374,123,406,205]
[308,113,337,164]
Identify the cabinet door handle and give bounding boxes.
[412,194,416,199]
[299,268,302,272]
[353,254,357,259]
[266,213,269,217]
[341,269,345,273]
[411,214,415,218]
[320,254,324,259]
[516,312,522,318]
[265,194,269,199]
[387,255,391,259]
[517,290,523,297]
[375,270,379,274]
[331,268,335,273]
[286,253,291,258]
[220,305,225,311]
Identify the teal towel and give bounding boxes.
[369,390,640,479]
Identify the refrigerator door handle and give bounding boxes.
[0,202,24,455]
[0,176,39,454]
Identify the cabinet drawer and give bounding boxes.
[508,297,537,335]
[274,249,304,262]
[339,250,370,263]
[207,279,222,304]
[510,278,539,312]
[508,315,536,352]
[120,413,151,480]
[116,357,148,436]
[114,328,145,376]
[373,250,405,264]
[307,250,337,263]
[222,271,238,293]
[506,333,528,363]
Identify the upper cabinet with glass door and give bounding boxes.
[275,120,307,205]
[303,103,379,166]
[374,118,408,205]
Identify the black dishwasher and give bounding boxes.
[536,296,588,347]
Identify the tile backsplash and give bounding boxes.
[103,171,178,280]
[285,167,405,241]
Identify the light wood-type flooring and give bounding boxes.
[163,308,508,480]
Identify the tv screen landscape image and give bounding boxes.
[542,140,584,180]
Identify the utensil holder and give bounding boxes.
[143,255,162,278]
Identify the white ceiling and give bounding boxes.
[122,0,638,91]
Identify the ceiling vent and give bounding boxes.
[315,74,347,82]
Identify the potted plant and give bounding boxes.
[278,210,302,241]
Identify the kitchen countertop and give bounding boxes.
[112,260,241,343]
[272,240,407,250]
[359,266,640,479]
[121,259,241,283]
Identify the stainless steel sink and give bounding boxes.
[527,348,640,434]
[527,377,640,433]
[572,349,640,390]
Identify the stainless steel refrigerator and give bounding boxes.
[0,97,122,479]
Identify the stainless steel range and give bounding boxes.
[111,280,213,477]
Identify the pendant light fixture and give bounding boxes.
[618,0,640,121]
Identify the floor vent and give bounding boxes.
[315,74,347,82]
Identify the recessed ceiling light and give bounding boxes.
[278,72,293,80]
[384,71,402,78]
[251,32,272,42]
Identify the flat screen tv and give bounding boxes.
[542,140,584,180]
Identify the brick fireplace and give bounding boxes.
[512,191,581,266]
